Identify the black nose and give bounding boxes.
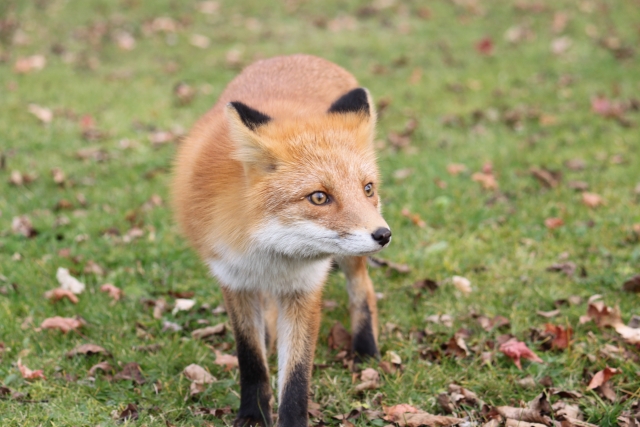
[371,227,392,246]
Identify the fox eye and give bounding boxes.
[364,183,374,197]
[308,191,329,205]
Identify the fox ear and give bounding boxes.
[328,88,373,116]
[226,102,274,168]
[227,101,272,131]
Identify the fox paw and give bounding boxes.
[233,416,270,427]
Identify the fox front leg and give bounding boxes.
[222,287,273,427]
[275,288,323,427]
[337,256,380,362]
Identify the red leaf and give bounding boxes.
[499,339,543,369]
[475,37,494,55]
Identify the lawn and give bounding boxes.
[1,0,639,426]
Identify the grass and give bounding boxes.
[1,0,639,425]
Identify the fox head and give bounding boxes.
[225,88,391,258]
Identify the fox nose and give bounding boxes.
[371,227,392,246]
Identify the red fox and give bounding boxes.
[172,54,391,427]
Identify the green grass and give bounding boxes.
[1,0,639,425]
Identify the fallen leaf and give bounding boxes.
[531,167,561,188]
[28,104,53,124]
[190,34,210,49]
[622,275,640,293]
[476,37,494,55]
[447,163,467,175]
[537,309,561,318]
[452,276,472,295]
[551,36,572,55]
[100,284,123,301]
[496,406,550,425]
[544,324,572,350]
[40,316,84,333]
[114,362,146,384]
[17,359,46,380]
[191,323,226,339]
[84,260,104,276]
[582,192,603,208]
[113,30,135,50]
[214,350,238,370]
[88,361,113,376]
[546,262,576,276]
[544,218,564,229]
[183,363,216,386]
[172,298,196,313]
[587,367,621,390]
[401,208,426,228]
[66,344,110,358]
[12,215,37,237]
[328,321,352,351]
[564,158,586,170]
[44,288,79,304]
[499,339,544,369]
[585,301,640,344]
[14,55,46,73]
[56,267,85,294]
[118,403,139,422]
[472,172,498,190]
[384,404,463,427]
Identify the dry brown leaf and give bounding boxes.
[28,104,53,124]
[12,215,36,237]
[88,361,113,376]
[587,367,621,389]
[44,288,79,304]
[582,192,603,208]
[622,275,640,293]
[119,403,139,422]
[114,362,146,384]
[452,276,472,295]
[585,301,640,344]
[360,368,380,382]
[544,218,564,229]
[183,363,216,386]
[472,172,498,190]
[496,406,550,425]
[537,309,560,318]
[401,208,426,228]
[56,267,85,294]
[384,405,463,427]
[66,343,109,358]
[17,359,46,380]
[328,321,352,351]
[100,284,123,301]
[191,323,226,339]
[447,163,467,175]
[14,55,46,73]
[40,316,84,333]
[214,350,238,370]
[531,167,561,188]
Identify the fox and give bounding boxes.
[172,54,391,427]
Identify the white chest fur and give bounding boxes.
[207,219,335,294]
[208,250,331,294]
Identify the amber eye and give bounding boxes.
[308,191,329,205]
[364,183,374,197]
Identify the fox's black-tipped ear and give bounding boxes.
[228,101,271,131]
[328,88,371,116]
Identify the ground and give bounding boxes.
[1,0,639,426]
